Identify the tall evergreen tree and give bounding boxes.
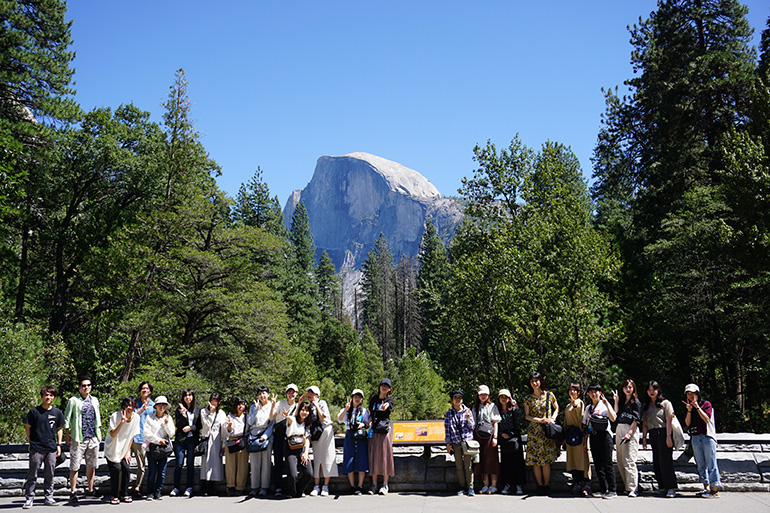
[361,233,395,360]
[0,0,78,321]
[316,250,342,320]
[285,202,320,343]
[394,254,421,355]
[233,167,286,237]
[417,218,450,356]
[591,0,762,425]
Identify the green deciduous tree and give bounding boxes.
[441,138,620,398]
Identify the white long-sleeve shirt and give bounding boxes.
[143,412,175,445]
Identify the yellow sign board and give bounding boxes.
[391,420,445,444]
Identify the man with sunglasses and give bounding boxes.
[64,377,102,503]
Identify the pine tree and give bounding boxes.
[361,233,395,360]
[591,0,761,424]
[0,0,78,321]
[316,250,341,320]
[233,167,286,237]
[285,202,320,343]
[394,254,421,355]
[417,218,450,355]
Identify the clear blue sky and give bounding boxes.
[65,1,769,208]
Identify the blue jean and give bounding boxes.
[691,434,720,486]
[174,437,196,490]
[147,455,169,496]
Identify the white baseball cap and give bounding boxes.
[477,385,490,395]
[306,385,320,396]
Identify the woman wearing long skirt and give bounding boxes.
[199,392,226,496]
[368,378,395,495]
[306,385,338,496]
[523,372,559,495]
[564,383,590,496]
[473,385,501,493]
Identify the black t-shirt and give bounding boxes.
[24,406,65,453]
[617,398,642,425]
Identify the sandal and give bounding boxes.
[122,496,133,503]
[110,497,120,505]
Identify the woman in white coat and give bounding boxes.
[199,392,226,496]
[306,385,338,496]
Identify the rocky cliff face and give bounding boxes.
[284,152,464,315]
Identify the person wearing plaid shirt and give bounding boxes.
[444,390,476,495]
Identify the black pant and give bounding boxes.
[499,446,526,487]
[107,459,130,499]
[649,428,678,490]
[272,421,287,490]
[284,445,313,497]
[589,431,616,494]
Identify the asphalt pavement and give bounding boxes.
[2,491,769,513]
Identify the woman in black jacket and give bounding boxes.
[171,389,202,497]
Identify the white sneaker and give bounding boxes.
[320,486,329,497]
[501,484,511,495]
[479,486,489,494]
[170,488,179,497]
[488,486,498,494]
[378,484,388,495]
[183,488,192,498]
[628,490,638,498]
[23,499,34,509]
[516,486,524,495]
[310,486,320,497]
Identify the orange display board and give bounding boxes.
[391,420,445,445]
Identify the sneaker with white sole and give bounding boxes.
[320,486,329,497]
[501,484,511,495]
[666,489,676,498]
[516,485,524,495]
[488,486,498,494]
[479,486,489,494]
[628,490,638,498]
[23,499,34,509]
[378,484,388,495]
[310,486,320,497]
[184,488,192,498]
[170,488,179,497]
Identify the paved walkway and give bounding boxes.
[2,492,769,513]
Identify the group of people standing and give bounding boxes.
[21,373,721,506]
[22,377,397,507]
[445,373,720,499]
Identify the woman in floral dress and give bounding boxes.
[523,372,559,495]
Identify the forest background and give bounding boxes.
[1,0,769,442]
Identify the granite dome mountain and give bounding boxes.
[284,152,464,311]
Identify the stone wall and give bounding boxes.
[2,433,769,497]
